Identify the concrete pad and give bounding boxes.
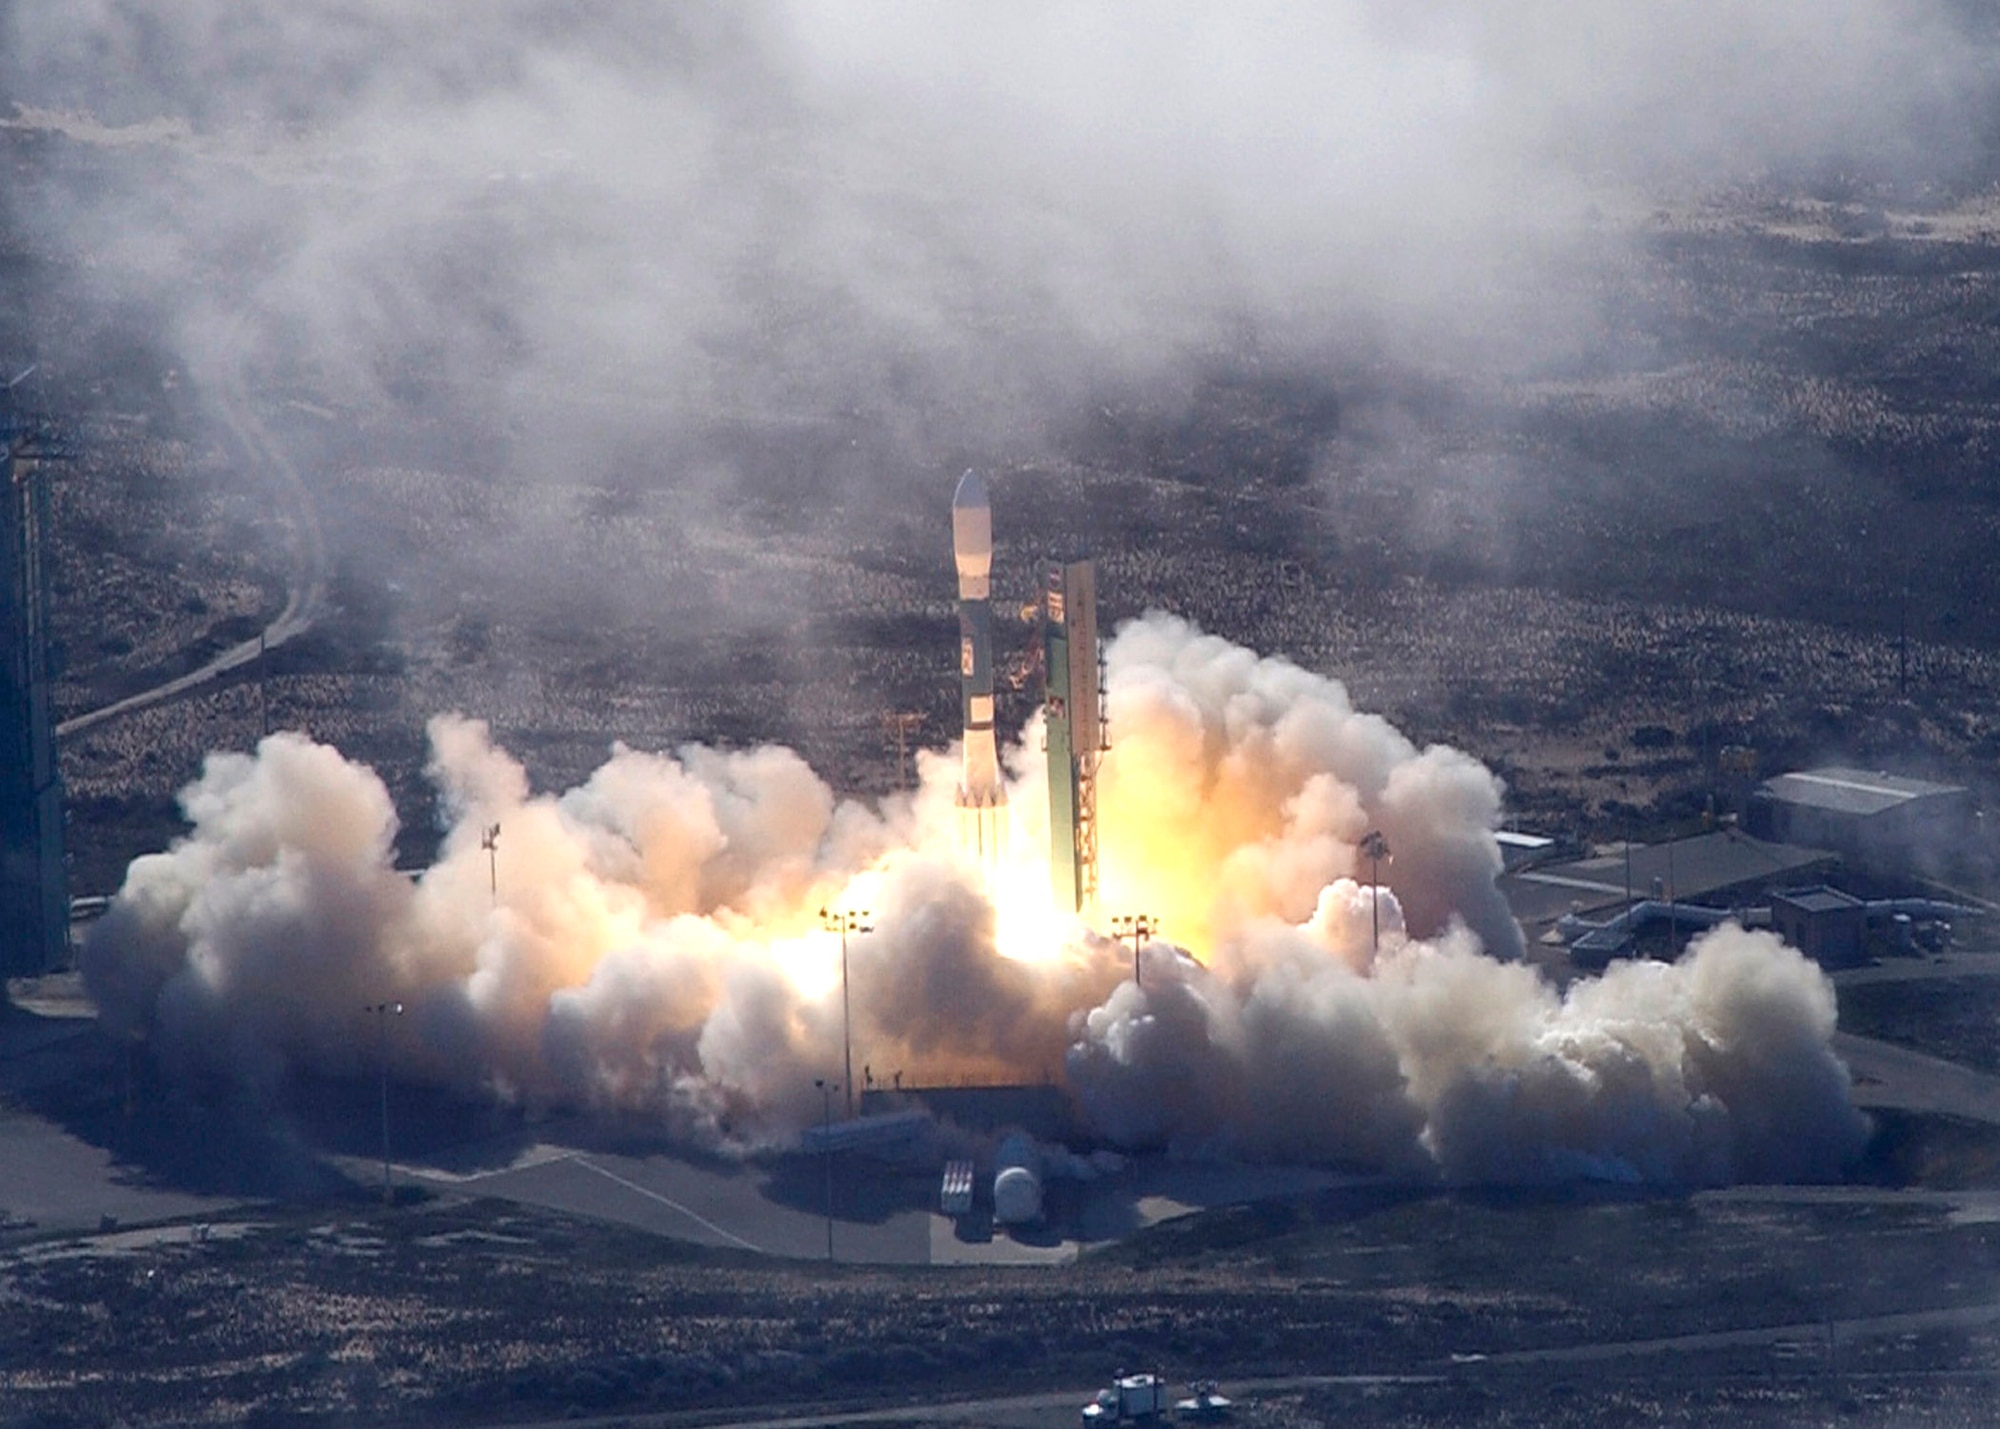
[404,1144,932,1264]
[1835,1031,2000,1125]
[929,1213,1077,1266]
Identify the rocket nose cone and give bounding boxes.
[952,468,988,511]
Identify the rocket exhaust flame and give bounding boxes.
[78,609,1867,1186]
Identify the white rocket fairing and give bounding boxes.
[952,470,1003,851]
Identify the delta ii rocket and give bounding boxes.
[952,469,1003,854]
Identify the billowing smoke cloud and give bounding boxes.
[1091,614,1521,963]
[1068,919,1863,1183]
[81,614,1866,1183]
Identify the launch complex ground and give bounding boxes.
[17,121,2000,1422]
[14,443,2000,1429]
[9,956,2000,1427]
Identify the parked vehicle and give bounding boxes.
[1082,1372,1167,1422]
[1175,1379,1233,1420]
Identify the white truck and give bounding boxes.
[1081,1372,1167,1423]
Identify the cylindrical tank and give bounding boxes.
[992,1132,1043,1226]
[993,1165,1042,1225]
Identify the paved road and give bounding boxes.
[500,1373,1440,1429]
[398,1140,935,1265]
[56,330,327,738]
[490,1289,2000,1429]
[1836,1030,2000,1126]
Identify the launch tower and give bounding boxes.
[1043,561,1105,912]
[1,373,68,976]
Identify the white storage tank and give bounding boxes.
[992,1132,1043,1226]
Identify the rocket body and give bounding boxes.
[952,470,1003,818]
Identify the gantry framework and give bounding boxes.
[1043,560,1106,913]
[1,371,68,976]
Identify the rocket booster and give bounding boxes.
[952,469,1003,815]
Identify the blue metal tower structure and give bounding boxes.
[1043,560,1105,913]
[1,370,68,976]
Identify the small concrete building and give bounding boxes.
[1745,767,1975,875]
[1770,885,1868,968]
[1495,830,1557,871]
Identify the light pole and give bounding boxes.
[365,1001,404,1205]
[1624,816,1634,917]
[819,907,872,1118]
[1111,914,1156,988]
[1360,830,1391,956]
[480,823,501,906]
[813,1076,837,1262]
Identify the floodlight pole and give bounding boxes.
[481,823,501,905]
[366,1001,404,1204]
[1112,914,1155,987]
[820,908,872,1118]
[1361,830,1391,956]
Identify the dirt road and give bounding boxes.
[55,327,326,738]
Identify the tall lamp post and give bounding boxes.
[813,1076,837,1262]
[365,1001,404,1205]
[819,907,872,1118]
[1360,830,1391,955]
[1110,914,1156,988]
[480,823,501,906]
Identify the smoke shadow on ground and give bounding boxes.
[1848,1108,2000,1190]
[254,1075,761,1185]
[504,1114,755,1176]
[270,1071,542,1172]
[4,1016,364,1202]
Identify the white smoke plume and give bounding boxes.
[81,613,1866,1183]
[5,2,1993,470]
[1068,919,1863,1183]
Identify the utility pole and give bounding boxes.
[820,908,872,1118]
[365,1001,404,1205]
[1667,838,1678,951]
[1361,830,1391,956]
[1899,578,1911,697]
[1624,821,1634,917]
[1111,914,1156,988]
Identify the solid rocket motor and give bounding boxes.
[952,470,1003,830]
